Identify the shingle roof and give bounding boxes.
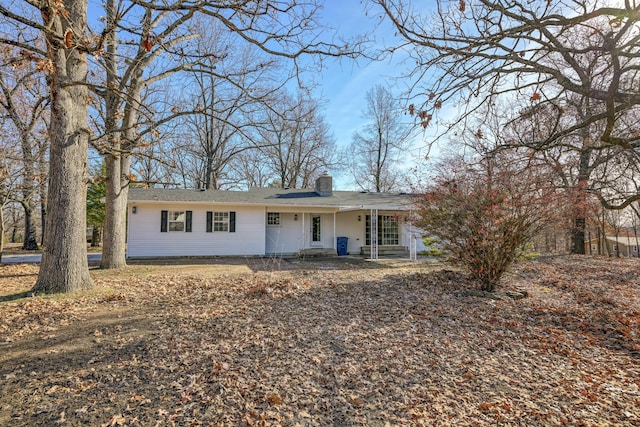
[128,187,416,210]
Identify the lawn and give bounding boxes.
[1,256,639,426]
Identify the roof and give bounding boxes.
[128,187,416,210]
[586,236,640,246]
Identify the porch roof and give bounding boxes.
[128,187,416,211]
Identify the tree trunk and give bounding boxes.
[91,225,102,247]
[20,137,39,250]
[571,217,586,255]
[32,0,93,293]
[21,199,39,250]
[0,200,5,264]
[39,140,48,246]
[101,153,129,268]
[100,0,128,270]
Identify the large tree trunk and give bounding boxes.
[32,0,92,293]
[101,153,129,268]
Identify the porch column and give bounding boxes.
[370,208,378,260]
[333,212,336,250]
[409,212,417,261]
[301,213,305,250]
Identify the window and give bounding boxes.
[214,212,229,231]
[365,214,399,245]
[169,211,186,231]
[206,211,236,233]
[161,210,192,232]
[267,212,280,226]
[312,215,321,242]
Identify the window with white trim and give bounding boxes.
[169,211,186,232]
[206,211,236,232]
[366,214,399,245]
[267,212,280,226]
[213,211,229,231]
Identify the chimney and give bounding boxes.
[315,173,333,197]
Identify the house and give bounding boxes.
[126,175,423,259]
[585,235,640,257]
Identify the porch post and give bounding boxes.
[409,210,417,261]
[333,212,336,251]
[301,212,305,250]
[370,208,378,260]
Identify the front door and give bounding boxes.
[311,215,321,245]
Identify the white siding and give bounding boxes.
[265,212,305,255]
[403,222,427,253]
[127,202,414,258]
[127,204,266,257]
[335,211,366,255]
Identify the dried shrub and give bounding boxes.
[414,156,561,291]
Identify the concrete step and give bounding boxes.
[360,245,409,257]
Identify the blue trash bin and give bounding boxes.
[337,237,348,256]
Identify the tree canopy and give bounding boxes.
[377,0,640,153]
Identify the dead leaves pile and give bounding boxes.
[1,256,639,426]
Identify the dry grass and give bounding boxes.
[1,256,639,426]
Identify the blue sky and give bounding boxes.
[310,1,432,189]
[318,55,407,148]
[314,2,403,146]
[85,0,433,188]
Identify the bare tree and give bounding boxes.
[347,84,413,192]
[131,133,178,188]
[0,44,49,251]
[1,0,368,290]
[0,118,24,262]
[94,0,368,270]
[175,18,283,190]
[501,96,626,254]
[377,0,640,205]
[229,148,273,189]
[256,91,338,188]
[0,0,96,292]
[93,0,202,269]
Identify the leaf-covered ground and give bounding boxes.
[1,255,639,426]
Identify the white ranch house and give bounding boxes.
[126,175,423,259]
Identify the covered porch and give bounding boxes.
[264,206,421,260]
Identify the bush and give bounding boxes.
[420,237,445,258]
[414,156,559,291]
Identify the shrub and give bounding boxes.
[414,156,559,291]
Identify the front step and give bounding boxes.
[298,248,337,258]
[360,245,409,257]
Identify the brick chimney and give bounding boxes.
[315,173,333,197]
